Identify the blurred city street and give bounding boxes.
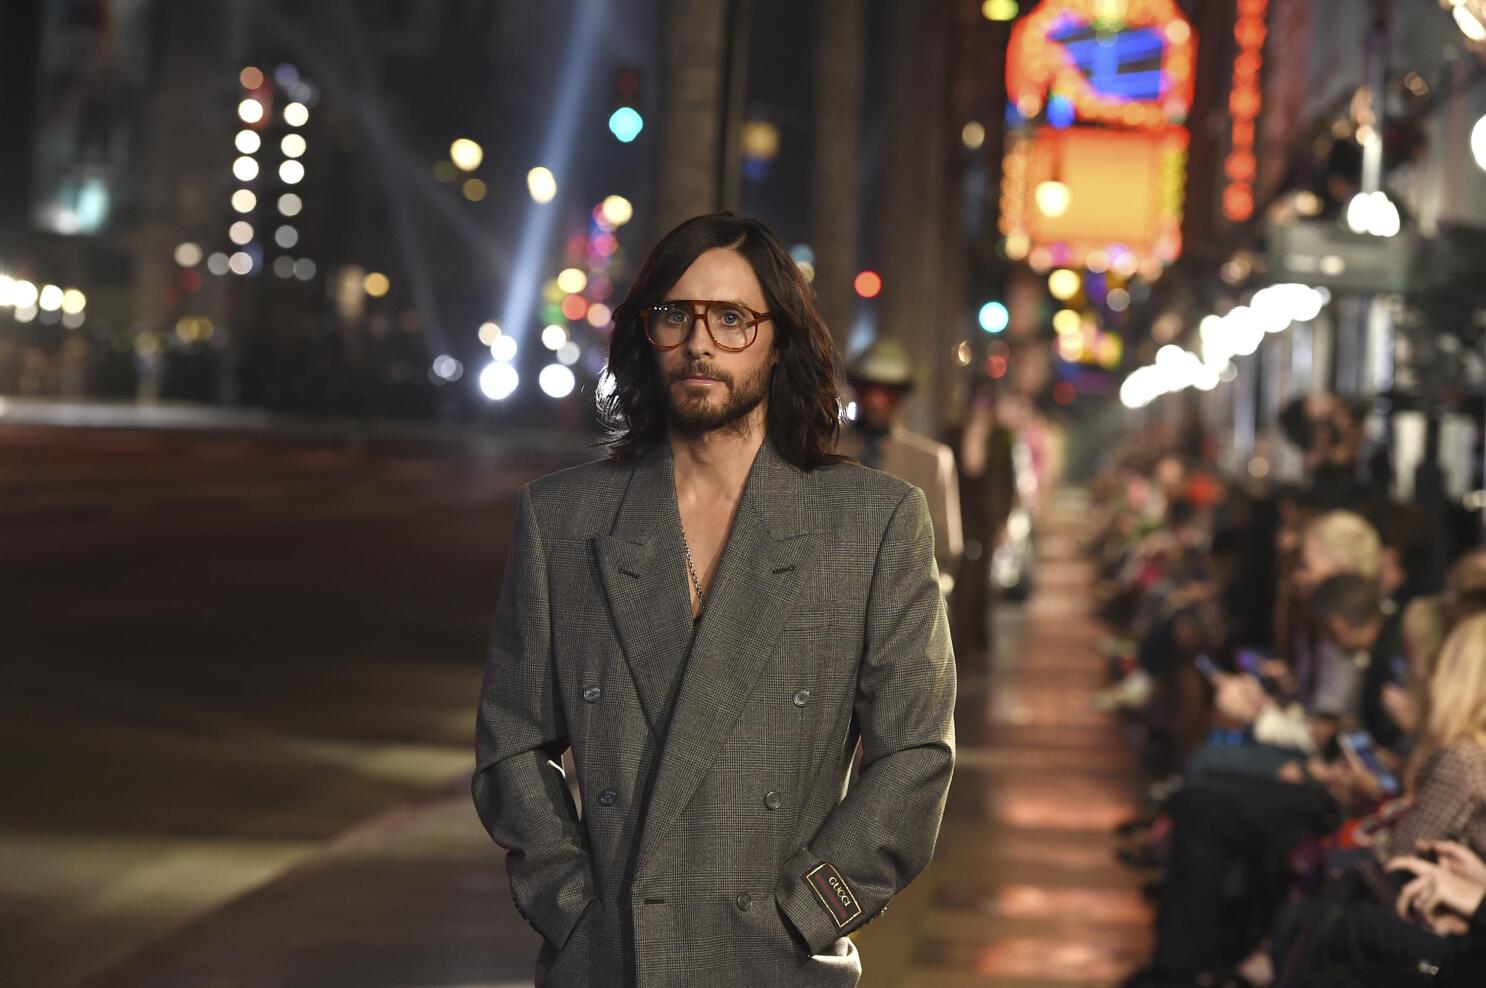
[7,0,1486,983]
[0,419,586,987]
[29,487,1147,988]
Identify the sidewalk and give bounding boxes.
[853,490,1151,986]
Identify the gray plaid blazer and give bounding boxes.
[472,438,956,987]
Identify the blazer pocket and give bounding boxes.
[538,896,599,985]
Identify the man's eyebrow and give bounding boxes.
[659,297,752,306]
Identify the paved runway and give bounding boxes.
[0,422,587,988]
[67,486,1150,987]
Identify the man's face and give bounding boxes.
[1326,614,1380,653]
[655,248,777,436]
[855,384,902,431]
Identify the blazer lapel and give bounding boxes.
[635,440,815,874]
[591,443,696,739]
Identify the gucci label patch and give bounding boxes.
[803,862,862,929]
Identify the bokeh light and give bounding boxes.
[527,166,557,204]
[363,272,390,297]
[1048,269,1081,301]
[601,195,634,227]
[539,364,576,398]
[480,362,519,400]
[608,107,644,143]
[449,138,484,172]
[979,301,1010,334]
[491,336,518,362]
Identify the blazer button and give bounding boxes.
[597,788,618,807]
[792,689,811,707]
[736,892,753,911]
[764,791,782,810]
[583,686,602,703]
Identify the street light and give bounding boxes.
[979,301,1010,334]
[527,167,558,204]
[608,107,644,143]
[1345,190,1400,237]
[601,195,634,226]
[1035,180,1071,218]
[480,362,519,400]
[539,364,576,398]
[450,138,484,171]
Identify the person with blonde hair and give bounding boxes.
[1289,614,1486,983]
[1299,511,1382,589]
[1387,551,1486,747]
[1388,613,1486,852]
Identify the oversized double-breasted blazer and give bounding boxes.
[471,438,956,987]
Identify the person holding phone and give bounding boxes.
[1264,616,1486,984]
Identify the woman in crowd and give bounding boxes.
[1282,614,1486,984]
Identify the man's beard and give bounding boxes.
[665,359,770,436]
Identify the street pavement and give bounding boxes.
[0,419,589,988]
[67,488,1150,987]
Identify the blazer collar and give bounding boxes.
[591,438,811,739]
[611,437,808,545]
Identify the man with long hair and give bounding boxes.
[472,212,956,987]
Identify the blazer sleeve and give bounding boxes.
[776,486,957,954]
[471,484,596,948]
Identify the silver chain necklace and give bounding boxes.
[679,524,705,611]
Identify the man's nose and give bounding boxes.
[683,312,712,354]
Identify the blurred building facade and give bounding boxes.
[1,0,1484,505]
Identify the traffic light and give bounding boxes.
[609,67,644,143]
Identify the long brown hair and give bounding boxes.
[599,212,846,469]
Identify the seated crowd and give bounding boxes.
[1095,416,1486,987]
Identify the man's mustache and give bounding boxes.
[670,363,731,385]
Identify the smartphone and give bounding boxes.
[1389,654,1409,686]
[1338,730,1402,797]
[1234,649,1265,676]
[1235,648,1282,693]
[1194,654,1220,683]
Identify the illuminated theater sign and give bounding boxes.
[1000,0,1196,275]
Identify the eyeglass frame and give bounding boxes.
[639,299,773,352]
